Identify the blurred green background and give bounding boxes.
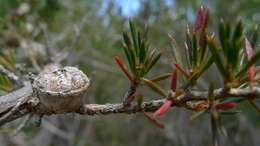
[0,0,259,146]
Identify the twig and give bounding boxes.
[40,22,52,61]
[0,84,259,126]
[122,82,138,106]
[0,82,32,113]
[0,95,30,124]
[11,114,33,136]
[0,65,19,83]
[66,16,88,51]
[42,118,70,140]
[29,55,41,72]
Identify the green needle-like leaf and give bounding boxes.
[150,73,171,82]
[232,20,243,43]
[182,56,213,89]
[192,33,198,68]
[145,52,161,74]
[129,21,138,55]
[186,30,193,62]
[142,78,167,97]
[123,32,132,48]
[190,110,207,121]
[250,25,258,49]
[128,47,137,75]
[199,31,208,62]
[199,56,214,76]
[139,39,146,63]
[219,19,227,53]
[208,37,227,77]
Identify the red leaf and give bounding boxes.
[245,38,255,81]
[194,7,204,32]
[174,64,190,79]
[114,55,133,81]
[202,9,209,30]
[245,38,253,59]
[248,66,255,81]
[216,102,237,110]
[153,99,172,118]
[171,68,177,91]
[199,31,206,49]
[143,112,165,129]
[194,6,209,32]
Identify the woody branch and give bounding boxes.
[0,85,259,126]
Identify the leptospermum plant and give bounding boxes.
[116,21,170,106]
[115,6,260,145]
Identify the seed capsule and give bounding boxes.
[33,66,90,113]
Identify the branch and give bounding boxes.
[77,87,260,115]
[0,65,19,83]
[0,82,32,113]
[0,84,259,127]
[78,100,164,115]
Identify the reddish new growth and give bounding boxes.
[245,38,255,82]
[194,6,209,32]
[153,67,178,118]
[216,102,237,110]
[115,55,133,81]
